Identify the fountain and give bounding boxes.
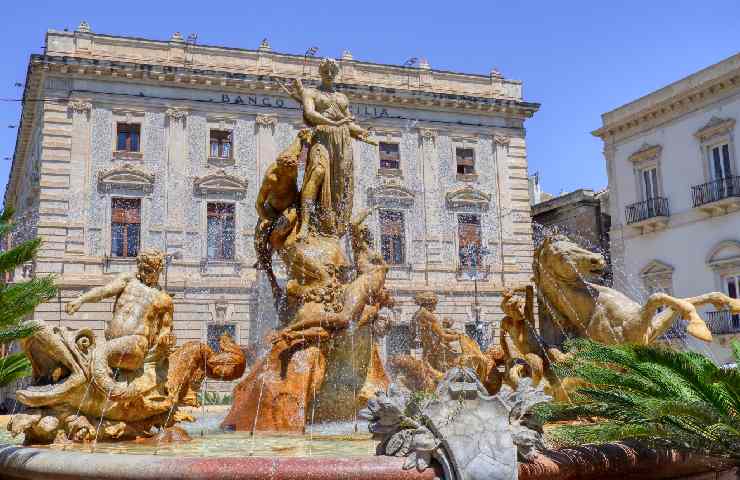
[1,61,738,479]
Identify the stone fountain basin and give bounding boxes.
[0,442,734,480]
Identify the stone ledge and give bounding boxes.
[0,445,441,480]
[0,442,732,480]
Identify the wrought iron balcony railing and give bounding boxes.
[625,197,670,225]
[691,176,740,208]
[706,309,740,335]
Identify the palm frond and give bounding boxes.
[0,207,15,238]
[0,238,40,274]
[732,340,740,365]
[0,276,57,329]
[0,352,32,387]
[544,339,740,462]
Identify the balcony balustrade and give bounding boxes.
[706,309,740,335]
[691,176,740,215]
[624,197,670,233]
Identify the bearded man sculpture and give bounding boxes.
[10,249,246,444]
[65,249,174,399]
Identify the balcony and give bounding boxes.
[706,310,740,335]
[691,176,740,216]
[625,197,670,234]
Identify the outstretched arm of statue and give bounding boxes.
[423,313,459,343]
[65,274,129,315]
[348,122,378,145]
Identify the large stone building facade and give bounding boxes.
[593,52,740,366]
[5,26,539,385]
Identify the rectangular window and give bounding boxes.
[726,274,740,329]
[641,167,659,200]
[207,203,236,260]
[111,198,141,257]
[209,130,233,159]
[709,143,732,180]
[379,210,405,265]
[458,214,482,267]
[379,142,400,170]
[206,324,236,353]
[116,123,141,152]
[456,147,475,175]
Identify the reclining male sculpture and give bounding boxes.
[9,249,246,444]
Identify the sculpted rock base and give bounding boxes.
[222,323,388,432]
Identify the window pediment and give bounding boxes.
[367,180,415,207]
[445,185,491,211]
[629,143,662,163]
[639,259,674,279]
[97,163,154,193]
[706,240,740,270]
[194,169,247,198]
[695,117,735,143]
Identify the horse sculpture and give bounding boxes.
[534,235,740,345]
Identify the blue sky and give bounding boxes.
[1,1,738,198]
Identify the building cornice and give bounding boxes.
[592,53,740,143]
[28,54,539,118]
[44,30,530,101]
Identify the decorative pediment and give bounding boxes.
[445,185,491,211]
[706,240,740,270]
[194,169,247,198]
[639,259,674,279]
[629,143,662,163]
[695,117,735,142]
[367,180,415,207]
[97,163,154,193]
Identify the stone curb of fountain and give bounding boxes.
[0,442,733,480]
[0,444,442,480]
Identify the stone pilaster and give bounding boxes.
[417,128,438,278]
[164,107,188,253]
[255,114,276,182]
[66,99,92,255]
[35,100,74,274]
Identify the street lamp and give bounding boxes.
[460,244,490,347]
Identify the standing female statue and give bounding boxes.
[287,58,377,239]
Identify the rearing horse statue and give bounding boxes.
[534,235,740,345]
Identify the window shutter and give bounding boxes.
[111,199,141,224]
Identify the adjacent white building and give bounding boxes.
[593,53,740,365]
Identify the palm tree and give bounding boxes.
[0,208,57,386]
[537,338,740,463]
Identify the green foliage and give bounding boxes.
[731,340,740,365]
[537,339,740,462]
[0,352,33,386]
[197,390,232,405]
[0,208,57,387]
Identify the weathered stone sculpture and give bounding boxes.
[362,368,550,480]
[534,235,740,345]
[499,286,569,394]
[223,59,392,432]
[9,250,246,444]
[390,291,502,395]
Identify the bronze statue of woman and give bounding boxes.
[289,58,377,239]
